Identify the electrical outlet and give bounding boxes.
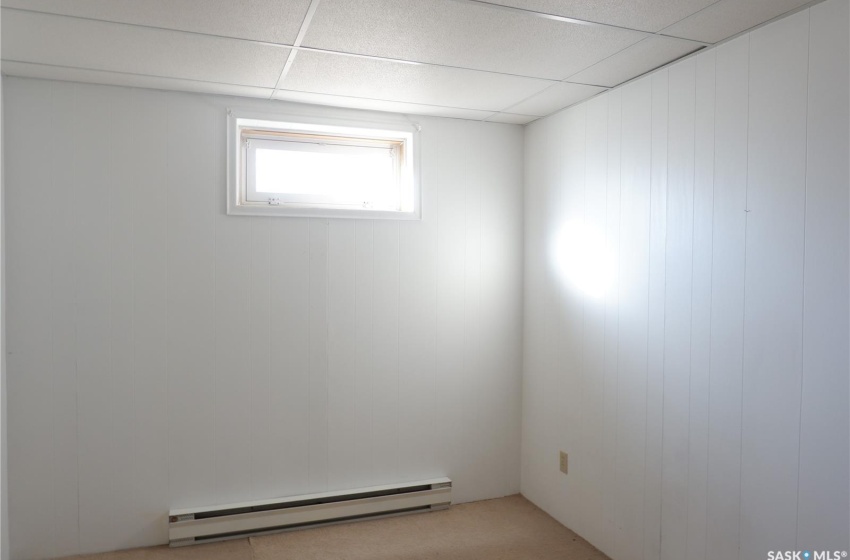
[559,451,568,475]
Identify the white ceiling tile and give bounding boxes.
[0,60,276,99]
[504,82,606,116]
[301,0,645,80]
[660,0,812,44]
[1,0,312,44]
[486,113,540,125]
[482,0,718,33]
[567,36,703,87]
[273,89,495,121]
[281,50,555,112]
[1,9,290,88]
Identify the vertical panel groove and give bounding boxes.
[307,221,312,484]
[395,223,400,477]
[642,78,653,560]
[73,83,83,554]
[370,221,374,478]
[736,33,751,560]
[702,58,713,560]
[165,97,172,523]
[683,58,697,559]
[793,9,812,549]
[701,53,718,560]
[325,221,330,492]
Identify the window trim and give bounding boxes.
[227,108,420,220]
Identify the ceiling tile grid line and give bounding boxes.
[0,5,666,87]
[492,81,564,117]
[653,0,726,34]
[2,1,711,85]
[1,0,823,80]
[564,36,704,87]
[1,8,292,87]
[555,35,702,87]
[0,59,279,99]
[3,4,594,117]
[0,0,314,43]
[273,87,500,119]
[294,45,601,86]
[270,0,322,98]
[0,0,834,122]
[0,6,299,50]
[449,0,714,45]
[659,0,823,45]
[486,81,607,120]
[298,0,652,81]
[278,49,559,113]
[0,1,716,94]
[1,0,715,49]
[0,59,280,93]
[0,58,530,121]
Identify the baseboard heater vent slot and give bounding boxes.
[168,477,452,546]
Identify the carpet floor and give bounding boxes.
[65,495,610,560]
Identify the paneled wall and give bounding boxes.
[521,1,850,559]
[1,17,8,560]
[4,79,524,559]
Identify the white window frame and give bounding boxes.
[227,109,420,219]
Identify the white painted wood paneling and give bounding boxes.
[601,88,621,560]
[520,111,560,515]
[214,171,254,506]
[327,219,358,491]
[166,94,217,516]
[74,84,121,554]
[661,56,696,560]
[6,78,55,560]
[706,33,749,560]
[577,93,608,551]
[248,217,273,501]
[520,106,568,520]
[396,145,437,484]
[128,89,170,545]
[557,104,588,531]
[307,219,330,493]
[642,67,667,560]
[466,122,523,501]
[269,219,311,498]
[0,28,7,560]
[521,3,849,559]
[370,221,400,486]
[433,118,473,503]
[48,81,83,555]
[4,79,525,559]
[106,86,139,547]
[353,220,376,488]
[797,0,850,551]
[613,78,651,560]
[685,48,714,560]
[740,11,809,559]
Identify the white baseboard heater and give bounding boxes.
[168,477,452,547]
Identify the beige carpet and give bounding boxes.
[65,495,610,560]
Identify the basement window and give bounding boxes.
[227,110,419,219]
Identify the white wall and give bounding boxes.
[1,7,8,560]
[4,78,524,559]
[521,2,850,560]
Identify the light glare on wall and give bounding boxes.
[552,221,613,300]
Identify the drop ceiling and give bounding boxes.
[0,0,817,124]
